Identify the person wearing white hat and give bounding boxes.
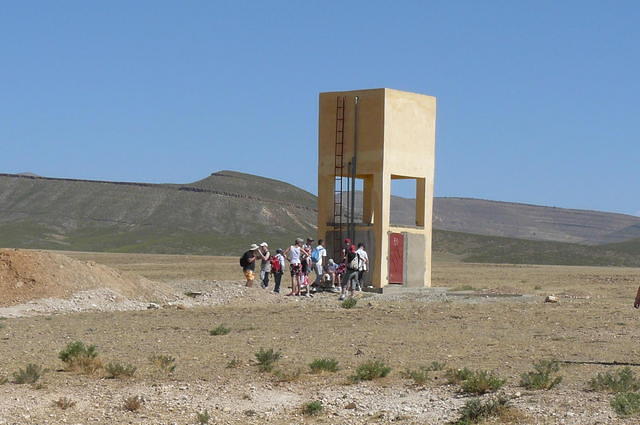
[257,242,271,289]
[240,244,259,287]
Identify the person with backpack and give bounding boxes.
[356,243,369,291]
[339,244,360,301]
[270,248,286,293]
[257,242,271,289]
[310,238,327,292]
[240,244,259,287]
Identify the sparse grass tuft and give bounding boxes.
[611,392,640,417]
[402,367,431,386]
[105,362,137,378]
[59,341,102,374]
[12,364,44,384]
[0,376,7,385]
[588,367,640,393]
[255,348,281,372]
[520,360,562,390]
[226,357,241,369]
[403,361,448,385]
[446,367,474,384]
[341,297,357,309]
[309,358,340,373]
[123,395,143,412]
[53,397,76,410]
[196,409,211,424]
[428,361,447,371]
[209,324,231,336]
[450,395,511,425]
[302,400,323,416]
[272,368,301,382]
[59,341,98,363]
[150,354,176,373]
[460,370,506,395]
[350,360,391,382]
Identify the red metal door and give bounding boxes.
[388,233,404,284]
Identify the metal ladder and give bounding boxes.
[332,96,346,259]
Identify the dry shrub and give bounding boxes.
[402,367,431,386]
[72,356,103,375]
[460,370,506,395]
[59,341,102,374]
[341,298,357,309]
[53,397,76,410]
[611,392,640,417]
[226,357,241,369]
[197,409,211,424]
[309,358,339,373]
[272,368,301,382]
[445,367,473,384]
[209,324,231,335]
[302,400,323,416]
[12,364,44,384]
[255,348,281,372]
[149,354,176,373]
[588,367,640,393]
[520,360,562,390]
[123,395,144,412]
[105,362,137,378]
[450,395,511,425]
[350,360,391,383]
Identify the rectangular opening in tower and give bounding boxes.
[390,177,418,227]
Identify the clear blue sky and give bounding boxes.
[1,1,638,215]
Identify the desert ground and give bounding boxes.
[1,250,640,424]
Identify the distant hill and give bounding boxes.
[600,236,640,257]
[433,230,640,267]
[0,171,316,255]
[387,196,640,245]
[1,171,639,266]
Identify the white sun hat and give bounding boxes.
[249,243,259,250]
[260,242,268,247]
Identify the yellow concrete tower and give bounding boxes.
[317,88,436,290]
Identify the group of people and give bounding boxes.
[239,237,369,301]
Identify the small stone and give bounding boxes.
[545,295,559,303]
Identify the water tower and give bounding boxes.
[317,88,436,290]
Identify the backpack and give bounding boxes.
[270,255,282,272]
[311,247,321,263]
[239,251,249,268]
[348,253,360,270]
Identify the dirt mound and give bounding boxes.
[0,249,172,307]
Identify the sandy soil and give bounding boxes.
[0,249,172,307]
[0,252,639,424]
